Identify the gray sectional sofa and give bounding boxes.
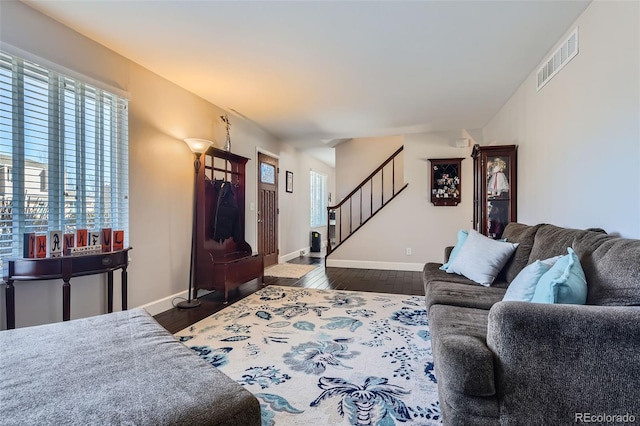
[423,223,640,425]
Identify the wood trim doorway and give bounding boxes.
[257,152,278,268]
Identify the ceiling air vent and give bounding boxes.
[536,27,579,91]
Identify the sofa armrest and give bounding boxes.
[487,302,640,425]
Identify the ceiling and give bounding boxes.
[23,0,590,165]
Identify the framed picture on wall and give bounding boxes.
[428,158,464,206]
[286,171,293,193]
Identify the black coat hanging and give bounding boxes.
[211,180,243,243]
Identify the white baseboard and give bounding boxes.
[279,246,311,263]
[135,288,213,316]
[135,290,186,316]
[325,258,424,272]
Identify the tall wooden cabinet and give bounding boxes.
[194,147,263,303]
[471,145,517,239]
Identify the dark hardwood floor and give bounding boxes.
[154,255,425,334]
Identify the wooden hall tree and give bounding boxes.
[471,144,517,239]
[193,147,263,303]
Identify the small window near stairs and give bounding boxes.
[310,170,327,227]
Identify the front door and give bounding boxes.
[258,152,278,268]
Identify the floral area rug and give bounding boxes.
[175,285,441,425]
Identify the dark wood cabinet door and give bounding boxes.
[472,145,517,239]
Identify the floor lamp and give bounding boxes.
[177,138,214,309]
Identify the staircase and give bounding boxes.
[326,146,408,256]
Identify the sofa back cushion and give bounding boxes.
[531,225,640,305]
[528,224,589,263]
[499,223,542,283]
[573,235,640,306]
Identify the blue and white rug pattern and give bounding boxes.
[175,285,441,425]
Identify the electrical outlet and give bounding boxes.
[406,248,412,256]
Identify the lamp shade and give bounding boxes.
[184,138,214,154]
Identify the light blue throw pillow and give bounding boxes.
[531,248,587,304]
[502,256,561,302]
[440,230,468,271]
[445,229,519,286]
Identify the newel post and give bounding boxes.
[326,206,332,255]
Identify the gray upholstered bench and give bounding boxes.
[0,308,260,425]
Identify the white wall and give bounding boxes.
[327,0,640,272]
[483,1,640,238]
[0,1,333,329]
[327,131,477,270]
[277,145,335,260]
[335,135,404,201]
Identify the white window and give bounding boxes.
[310,170,327,228]
[0,50,129,265]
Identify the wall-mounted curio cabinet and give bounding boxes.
[428,158,464,206]
[471,144,517,239]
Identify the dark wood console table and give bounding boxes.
[3,248,132,330]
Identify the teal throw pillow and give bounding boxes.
[440,230,468,271]
[502,256,561,302]
[531,248,587,304]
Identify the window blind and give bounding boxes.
[0,50,129,265]
[310,170,327,228]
